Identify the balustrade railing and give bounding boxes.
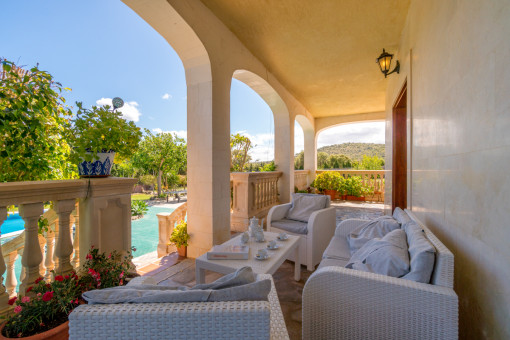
[0,178,136,316]
[157,202,188,257]
[230,172,282,231]
[315,170,386,202]
[294,170,310,191]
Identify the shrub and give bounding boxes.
[344,176,374,197]
[131,200,148,216]
[311,171,344,192]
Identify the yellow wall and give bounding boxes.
[385,1,510,338]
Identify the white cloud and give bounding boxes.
[234,131,274,162]
[317,122,385,148]
[162,93,172,100]
[294,123,304,154]
[152,128,187,140]
[95,98,141,122]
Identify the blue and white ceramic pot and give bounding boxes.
[78,151,115,177]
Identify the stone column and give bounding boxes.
[274,113,293,203]
[54,199,76,275]
[19,202,44,294]
[186,69,231,258]
[304,129,317,185]
[78,178,137,266]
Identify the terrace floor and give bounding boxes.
[136,201,384,340]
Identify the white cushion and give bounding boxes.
[402,221,436,283]
[393,207,411,225]
[286,193,328,223]
[322,236,351,261]
[347,216,401,255]
[346,229,410,278]
[271,219,308,235]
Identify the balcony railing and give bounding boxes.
[294,170,310,191]
[315,170,386,202]
[0,178,136,315]
[230,171,282,231]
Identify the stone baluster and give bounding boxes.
[19,202,44,294]
[71,206,80,269]
[0,207,10,310]
[38,235,46,277]
[44,226,56,280]
[54,200,76,275]
[157,212,172,257]
[18,249,25,284]
[4,252,18,298]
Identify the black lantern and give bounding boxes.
[376,49,400,78]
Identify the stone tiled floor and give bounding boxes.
[136,201,383,340]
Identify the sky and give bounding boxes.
[1,0,384,162]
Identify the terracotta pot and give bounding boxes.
[346,195,366,201]
[0,321,69,340]
[177,246,187,257]
[323,189,337,201]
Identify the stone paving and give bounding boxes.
[136,201,383,340]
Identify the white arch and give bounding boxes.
[232,69,293,202]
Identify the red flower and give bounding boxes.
[86,254,92,260]
[14,306,22,314]
[26,286,33,293]
[64,275,70,280]
[54,275,64,282]
[7,297,17,305]
[34,277,44,284]
[42,291,53,302]
[46,283,51,289]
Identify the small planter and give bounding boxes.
[78,151,115,177]
[177,246,187,257]
[346,195,366,201]
[324,189,337,201]
[341,194,347,200]
[0,321,69,340]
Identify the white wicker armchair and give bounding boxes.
[69,274,289,340]
[302,210,458,340]
[267,194,336,271]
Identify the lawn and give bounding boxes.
[132,193,152,201]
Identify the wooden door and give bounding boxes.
[392,82,407,211]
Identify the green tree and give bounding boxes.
[327,154,352,169]
[317,152,329,169]
[132,129,187,196]
[353,155,385,170]
[294,151,304,170]
[230,133,252,172]
[0,59,74,181]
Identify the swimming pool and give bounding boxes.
[1,205,175,290]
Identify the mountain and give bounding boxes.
[317,143,385,161]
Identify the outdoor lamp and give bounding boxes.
[376,49,400,78]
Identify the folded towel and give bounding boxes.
[82,266,271,304]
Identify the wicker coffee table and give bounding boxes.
[195,231,300,284]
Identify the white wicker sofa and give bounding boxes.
[302,209,458,340]
[69,274,289,340]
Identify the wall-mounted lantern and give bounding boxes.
[376,49,400,78]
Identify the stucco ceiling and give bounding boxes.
[200,0,410,118]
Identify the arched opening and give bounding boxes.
[315,121,386,203]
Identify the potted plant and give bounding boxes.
[169,221,190,257]
[311,171,344,201]
[344,176,374,201]
[66,102,142,177]
[0,271,82,339]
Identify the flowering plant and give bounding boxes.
[79,246,134,290]
[2,272,82,338]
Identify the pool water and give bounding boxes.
[1,205,174,291]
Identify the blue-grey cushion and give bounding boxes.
[346,229,410,278]
[393,207,411,225]
[271,219,308,235]
[286,193,328,223]
[401,221,436,283]
[318,257,349,270]
[347,216,401,255]
[322,235,351,261]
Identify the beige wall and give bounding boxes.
[385,1,510,338]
